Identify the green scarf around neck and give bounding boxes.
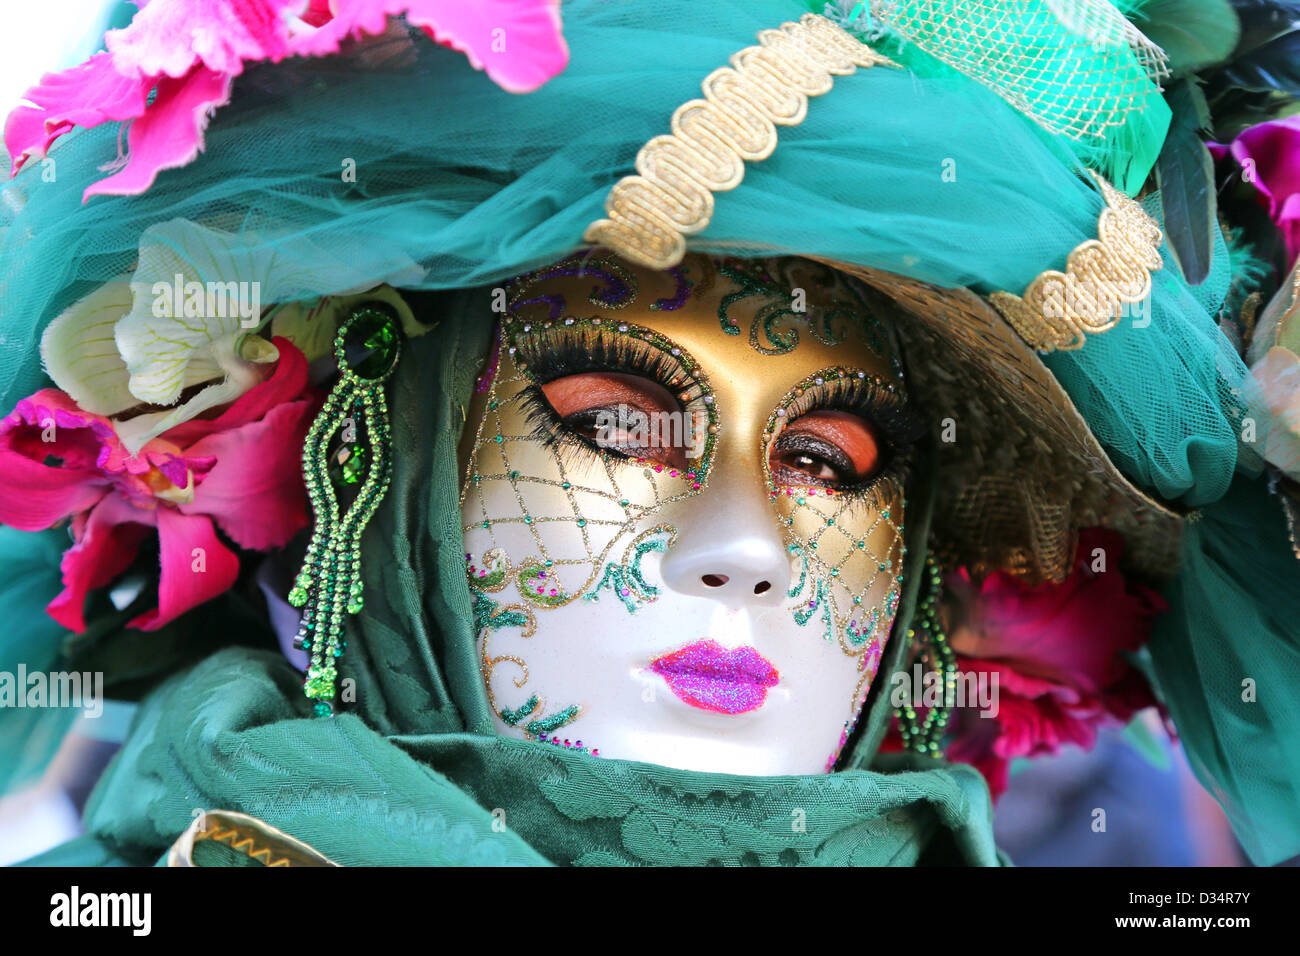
[29,290,1001,867]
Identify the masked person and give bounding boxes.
[1,0,1298,867]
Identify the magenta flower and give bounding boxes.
[944,658,1159,799]
[292,1,570,92]
[1212,116,1300,268]
[5,0,568,200]
[0,339,318,632]
[941,528,1167,798]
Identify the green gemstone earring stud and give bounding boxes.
[290,302,404,716]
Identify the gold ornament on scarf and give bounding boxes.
[166,811,338,867]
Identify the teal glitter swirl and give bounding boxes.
[845,606,880,648]
[787,542,809,598]
[472,590,531,634]
[585,565,642,613]
[499,696,541,726]
[584,530,671,612]
[473,589,581,738]
[629,532,669,594]
[750,301,802,355]
[715,257,891,357]
[525,706,580,736]
[792,577,834,642]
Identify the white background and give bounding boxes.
[0,0,118,125]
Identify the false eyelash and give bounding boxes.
[509,326,709,471]
[775,448,910,521]
[512,326,698,396]
[775,373,923,507]
[513,382,622,472]
[782,374,924,451]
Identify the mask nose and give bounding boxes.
[658,470,791,608]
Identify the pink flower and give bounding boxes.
[941,529,1167,799]
[1211,116,1300,268]
[293,1,570,93]
[0,339,318,632]
[5,0,568,200]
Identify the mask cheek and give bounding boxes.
[460,374,713,739]
[773,486,905,653]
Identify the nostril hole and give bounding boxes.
[753,581,772,595]
[701,574,729,588]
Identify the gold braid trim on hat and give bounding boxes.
[582,13,896,270]
[586,13,1167,357]
[988,171,1164,352]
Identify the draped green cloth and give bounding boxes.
[1148,475,1300,866]
[45,651,999,866]
[0,527,78,798]
[22,295,1002,867]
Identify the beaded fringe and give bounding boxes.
[289,305,402,715]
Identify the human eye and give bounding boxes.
[767,369,920,494]
[511,324,711,473]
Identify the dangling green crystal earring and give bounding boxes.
[290,302,404,716]
[895,556,957,756]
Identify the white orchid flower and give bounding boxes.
[39,218,426,455]
[40,218,425,453]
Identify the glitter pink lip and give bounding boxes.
[649,640,780,715]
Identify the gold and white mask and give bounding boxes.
[459,252,918,775]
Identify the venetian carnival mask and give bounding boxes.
[459,253,920,775]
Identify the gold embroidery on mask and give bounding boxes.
[763,366,907,721]
[467,252,913,760]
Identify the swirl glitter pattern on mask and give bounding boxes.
[706,257,896,360]
[461,314,716,737]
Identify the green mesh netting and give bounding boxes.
[819,0,1172,193]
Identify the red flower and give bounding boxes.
[942,529,1167,798]
[0,339,318,631]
